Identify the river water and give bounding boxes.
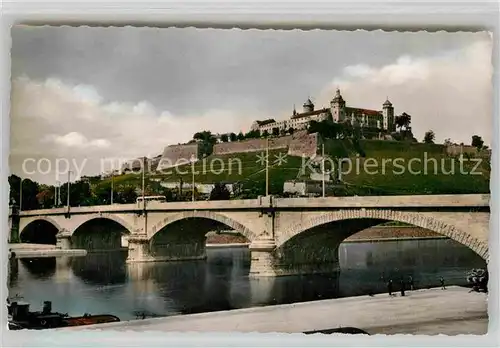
[8,238,485,321]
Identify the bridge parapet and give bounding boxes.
[19,194,490,217]
[273,194,490,209]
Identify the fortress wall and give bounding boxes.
[288,131,320,158]
[156,131,320,167]
[158,143,201,170]
[213,136,291,155]
[445,144,478,157]
[211,131,319,158]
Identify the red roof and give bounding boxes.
[291,108,330,119]
[345,107,381,116]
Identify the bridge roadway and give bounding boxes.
[13,194,490,277]
[59,286,487,335]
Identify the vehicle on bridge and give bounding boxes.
[136,195,167,204]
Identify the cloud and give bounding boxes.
[43,132,111,149]
[317,39,493,145]
[10,77,256,184]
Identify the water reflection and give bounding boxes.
[71,251,127,285]
[8,239,486,321]
[19,258,56,279]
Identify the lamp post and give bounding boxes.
[111,173,114,205]
[142,157,146,212]
[265,137,269,196]
[191,154,196,202]
[57,181,61,206]
[322,143,326,198]
[66,171,72,215]
[19,179,23,212]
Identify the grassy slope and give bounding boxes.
[99,139,490,196]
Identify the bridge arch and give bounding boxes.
[71,215,134,251]
[19,217,63,245]
[278,209,488,261]
[70,214,135,236]
[149,211,257,241]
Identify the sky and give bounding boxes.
[9,26,493,184]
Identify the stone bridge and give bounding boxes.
[13,194,490,277]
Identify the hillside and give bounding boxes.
[311,139,490,196]
[98,139,490,198]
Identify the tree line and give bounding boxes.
[8,173,232,211]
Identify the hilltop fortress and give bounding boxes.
[252,89,396,135]
[153,89,398,171]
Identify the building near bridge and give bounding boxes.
[252,89,396,135]
[283,180,336,197]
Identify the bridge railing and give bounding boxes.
[273,194,490,209]
[17,194,489,216]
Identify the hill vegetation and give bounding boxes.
[9,136,490,209]
[97,138,490,199]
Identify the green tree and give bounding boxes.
[424,130,435,144]
[116,185,138,204]
[288,127,294,135]
[36,187,54,209]
[220,134,229,142]
[262,130,269,138]
[471,135,484,150]
[244,130,260,139]
[395,112,411,131]
[8,174,21,206]
[13,177,40,210]
[209,182,231,201]
[229,132,237,142]
[272,128,280,136]
[237,132,245,141]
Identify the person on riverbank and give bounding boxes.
[400,279,406,296]
[440,276,446,290]
[408,275,414,291]
[387,279,393,296]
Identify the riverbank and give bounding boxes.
[8,243,87,258]
[60,286,487,335]
[206,226,445,245]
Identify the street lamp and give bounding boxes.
[55,180,61,207]
[322,143,326,198]
[265,137,269,196]
[191,154,196,202]
[57,181,61,206]
[141,157,146,212]
[66,171,72,215]
[19,178,23,212]
[111,172,114,205]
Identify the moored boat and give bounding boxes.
[7,300,120,330]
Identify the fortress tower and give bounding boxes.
[303,98,314,113]
[330,88,346,122]
[382,98,395,132]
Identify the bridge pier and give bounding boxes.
[126,235,152,262]
[249,237,278,277]
[249,229,342,278]
[126,234,207,263]
[56,230,72,250]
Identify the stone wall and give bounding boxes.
[157,143,201,170]
[212,130,319,158]
[288,131,320,158]
[445,144,478,157]
[213,136,289,155]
